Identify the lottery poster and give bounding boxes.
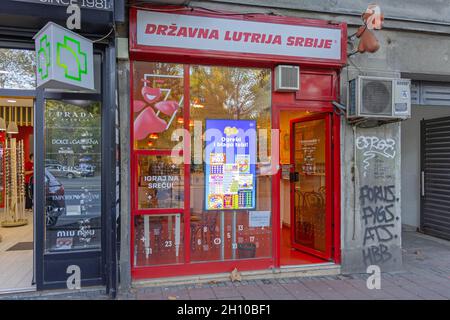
[205,119,257,210]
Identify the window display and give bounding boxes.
[134,214,184,266]
[190,210,272,262]
[132,62,184,150]
[131,62,273,270]
[1,138,28,227]
[189,65,272,263]
[137,155,184,209]
[44,99,102,252]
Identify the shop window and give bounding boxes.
[132,62,184,150]
[44,99,102,252]
[189,65,273,262]
[134,214,184,266]
[137,155,184,209]
[190,210,272,262]
[131,63,273,272]
[0,48,35,89]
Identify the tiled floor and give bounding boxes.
[280,226,327,265]
[0,210,34,292]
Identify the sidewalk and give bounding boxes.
[1,230,449,300]
[120,230,450,300]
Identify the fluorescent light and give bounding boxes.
[7,99,16,103]
[0,70,9,74]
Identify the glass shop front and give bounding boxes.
[129,7,346,280]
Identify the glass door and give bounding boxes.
[290,113,332,260]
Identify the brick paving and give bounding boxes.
[1,231,449,300]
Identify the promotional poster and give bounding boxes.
[204,119,257,211]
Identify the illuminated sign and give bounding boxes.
[34,22,94,91]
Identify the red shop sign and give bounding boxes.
[130,8,347,66]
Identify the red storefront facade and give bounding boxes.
[128,6,347,280]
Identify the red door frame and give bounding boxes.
[272,104,341,267]
[129,5,344,279]
[289,113,333,260]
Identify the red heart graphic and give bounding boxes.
[134,107,167,140]
[141,86,161,104]
[154,100,179,116]
[134,100,147,113]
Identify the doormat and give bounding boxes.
[6,242,33,251]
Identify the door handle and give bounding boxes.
[421,171,425,197]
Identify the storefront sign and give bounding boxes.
[135,10,342,61]
[13,0,113,11]
[34,22,94,90]
[204,119,257,210]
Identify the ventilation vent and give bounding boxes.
[274,65,299,92]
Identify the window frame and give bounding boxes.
[130,61,275,277]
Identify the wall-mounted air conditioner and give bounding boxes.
[274,65,300,92]
[347,76,411,119]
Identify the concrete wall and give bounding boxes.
[340,119,403,273]
[401,105,450,228]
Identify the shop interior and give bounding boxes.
[279,110,329,266]
[0,96,34,292]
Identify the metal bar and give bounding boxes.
[34,88,44,290]
[0,89,36,97]
[421,171,425,197]
[103,43,118,298]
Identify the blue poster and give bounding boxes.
[204,119,257,210]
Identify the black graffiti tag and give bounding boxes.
[363,223,395,246]
[359,185,396,206]
[363,244,392,266]
[361,204,395,225]
[360,185,397,266]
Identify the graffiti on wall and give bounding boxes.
[356,136,396,177]
[355,131,400,270]
[359,184,399,265]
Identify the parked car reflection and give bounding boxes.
[75,163,96,177]
[28,169,66,227]
[45,164,83,179]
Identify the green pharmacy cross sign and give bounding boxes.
[34,22,94,91]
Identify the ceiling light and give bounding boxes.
[7,121,19,134]
[0,70,9,74]
[7,99,16,103]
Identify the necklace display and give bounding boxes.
[1,138,27,227]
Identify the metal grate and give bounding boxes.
[280,66,299,89]
[275,65,299,91]
[0,105,33,126]
[360,79,392,116]
[411,81,450,105]
[421,116,450,240]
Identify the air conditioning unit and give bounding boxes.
[275,65,300,92]
[347,76,411,119]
